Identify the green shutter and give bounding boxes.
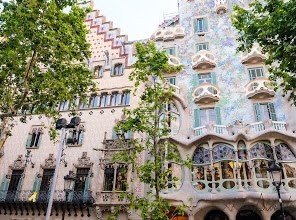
[67,180,75,202]
[268,103,277,121]
[111,128,117,139]
[121,63,125,75]
[0,175,10,201]
[32,173,41,193]
[15,173,24,201]
[26,134,33,148]
[110,65,114,76]
[78,131,84,145]
[194,108,200,128]
[211,72,217,85]
[36,134,42,148]
[203,18,208,32]
[253,103,262,122]
[193,19,198,33]
[83,171,91,203]
[215,107,222,125]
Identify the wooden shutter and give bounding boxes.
[15,173,24,200]
[32,173,41,193]
[83,171,91,203]
[36,134,42,148]
[267,103,277,121]
[193,19,198,33]
[78,131,84,145]
[121,63,125,75]
[211,72,217,85]
[194,108,200,128]
[203,17,208,32]
[26,134,33,148]
[0,174,10,201]
[253,103,262,122]
[215,107,222,125]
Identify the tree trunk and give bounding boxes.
[0,117,11,154]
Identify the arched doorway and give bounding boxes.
[236,208,261,220]
[205,210,229,220]
[271,210,295,220]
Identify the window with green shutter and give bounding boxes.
[253,102,277,122]
[164,47,176,56]
[26,127,43,149]
[193,17,208,33]
[248,67,264,80]
[198,73,212,84]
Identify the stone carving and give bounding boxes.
[42,154,56,169]
[74,152,93,168]
[96,207,103,220]
[9,155,25,170]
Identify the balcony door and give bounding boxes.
[5,170,23,202]
[39,169,54,201]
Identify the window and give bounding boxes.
[110,92,121,106]
[26,127,43,148]
[59,100,69,111]
[164,47,176,56]
[196,42,209,52]
[248,67,264,80]
[5,170,24,202]
[100,93,109,107]
[103,164,127,191]
[159,103,180,135]
[94,65,103,78]
[112,63,124,76]
[194,107,221,127]
[165,77,176,85]
[253,102,277,121]
[69,97,79,110]
[198,73,212,84]
[79,99,88,109]
[121,91,130,106]
[193,17,208,33]
[66,128,84,146]
[74,168,90,191]
[89,94,99,108]
[39,169,54,201]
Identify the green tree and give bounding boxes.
[111,42,190,219]
[232,0,296,103]
[0,0,94,150]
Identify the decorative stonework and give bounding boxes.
[192,82,220,104]
[192,50,217,70]
[41,154,56,169]
[74,152,93,168]
[150,25,185,41]
[245,78,275,99]
[241,43,267,64]
[168,55,181,67]
[215,0,228,14]
[9,155,25,170]
[30,126,44,134]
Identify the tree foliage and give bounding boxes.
[110,42,190,219]
[232,0,296,103]
[0,0,94,150]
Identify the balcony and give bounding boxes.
[192,50,217,70]
[150,25,185,42]
[163,81,181,94]
[215,0,228,14]
[0,190,94,216]
[249,120,287,133]
[246,78,275,99]
[241,43,267,65]
[192,83,220,104]
[194,124,227,136]
[168,55,181,67]
[96,191,128,205]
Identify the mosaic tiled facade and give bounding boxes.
[0,0,296,219]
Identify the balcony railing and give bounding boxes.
[0,190,94,204]
[192,83,220,104]
[194,120,288,136]
[246,78,275,99]
[163,81,181,94]
[192,50,217,70]
[96,191,128,205]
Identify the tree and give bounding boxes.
[110,42,190,219]
[0,0,94,150]
[231,0,296,103]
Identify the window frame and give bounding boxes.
[248,67,264,80]
[196,42,209,52]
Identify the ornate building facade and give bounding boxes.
[0,0,296,219]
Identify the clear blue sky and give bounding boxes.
[95,0,179,41]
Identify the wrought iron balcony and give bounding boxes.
[215,0,228,14]
[241,43,267,64]
[0,190,94,216]
[246,78,275,99]
[192,83,220,104]
[192,50,217,70]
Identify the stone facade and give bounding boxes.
[0,0,296,220]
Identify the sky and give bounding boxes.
[94,0,179,41]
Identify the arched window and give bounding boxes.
[112,63,124,76]
[250,142,273,189]
[192,144,212,191]
[205,210,229,220]
[159,103,180,135]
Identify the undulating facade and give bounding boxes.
[1,0,296,219]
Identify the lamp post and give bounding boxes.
[63,171,76,220]
[45,117,81,220]
[268,161,286,220]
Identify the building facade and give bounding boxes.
[0,0,296,220]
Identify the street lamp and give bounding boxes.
[268,161,286,220]
[45,117,81,220]
[64,171,76,194]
